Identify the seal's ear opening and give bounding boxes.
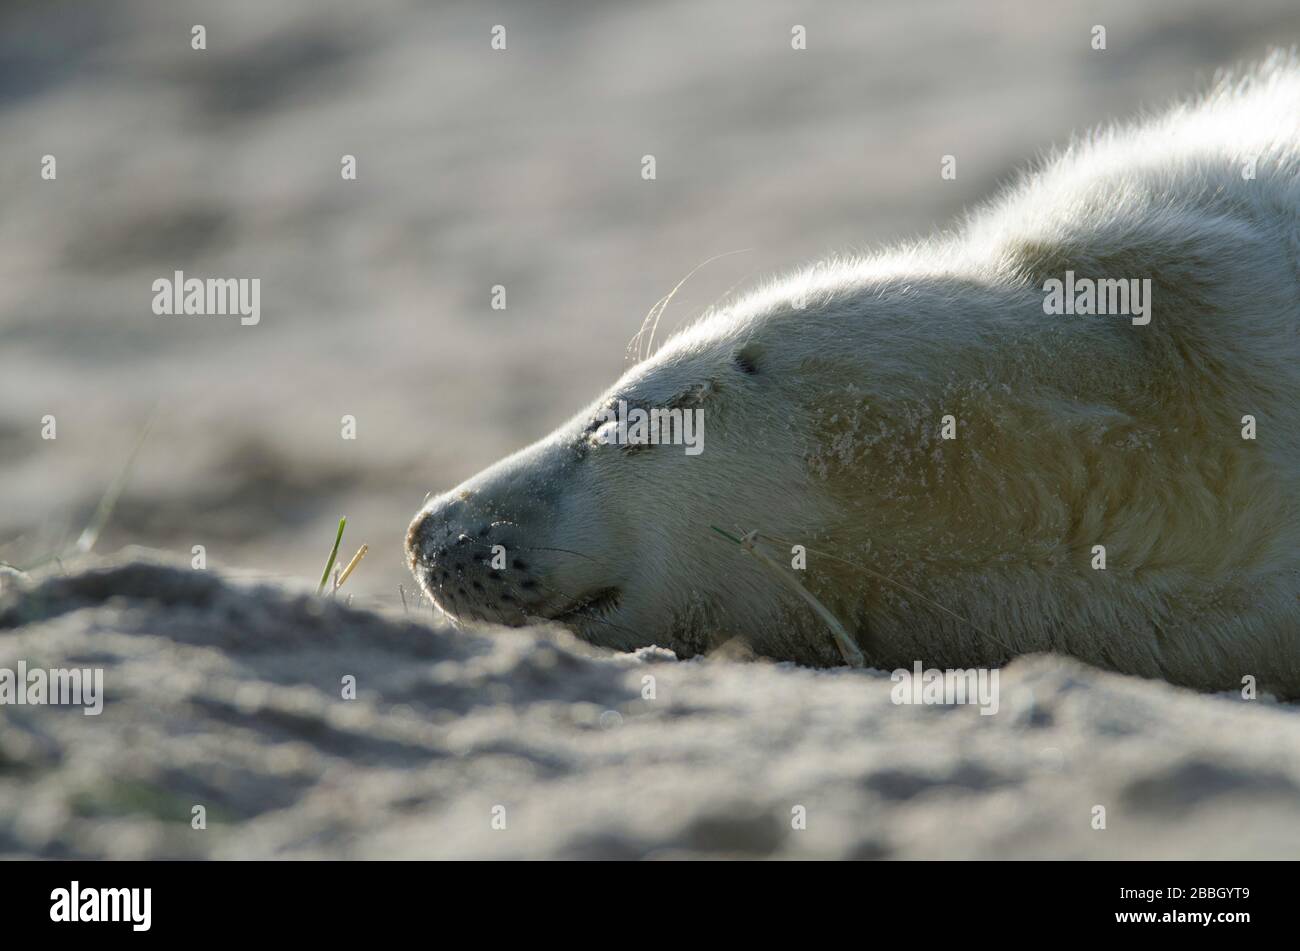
[734,342,762,375]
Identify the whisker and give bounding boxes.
[508,544,604,566]
[627,249,753,363]
[627,290,672,365]
[455,535,608,569]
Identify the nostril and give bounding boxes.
[512,559,528,570]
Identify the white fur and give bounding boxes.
[408,53,1300,694]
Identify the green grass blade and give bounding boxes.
[316,517,347,595]
[74,404,160,555]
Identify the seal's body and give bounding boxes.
[408,54,1300,694]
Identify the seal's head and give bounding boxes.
[405,299,837,659]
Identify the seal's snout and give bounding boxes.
[406,493,540,625]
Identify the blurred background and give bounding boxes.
[2,0,1298,603]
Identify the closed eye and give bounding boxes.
[665,380,719,408]
[577,394,699,457]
